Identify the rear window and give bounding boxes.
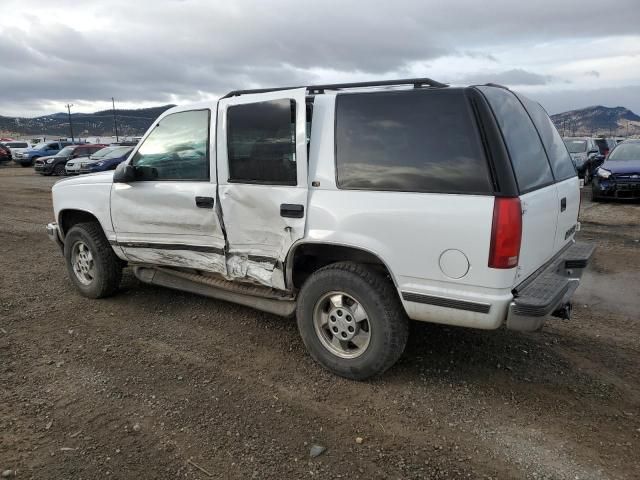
[479,87,554,193]
[335,89,493,194]
[7,142,28,148]
[517,95,576,181]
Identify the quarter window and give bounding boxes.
[335,89,493,194]
[517,94,576,181]
[478,87,554,193]
[227,99,297,185]
[131,109,210,181]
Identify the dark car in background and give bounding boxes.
[592,140,640,200]
[34,144,106,176]
[78,145,133,174]
[13,141,74,167]
[563,137,601,182]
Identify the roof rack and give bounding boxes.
[221,77,448,99]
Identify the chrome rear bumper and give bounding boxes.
[46,222,64,250]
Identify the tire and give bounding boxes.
[296,261,409,380]
[63,222,123,298]
[53,163,66,176]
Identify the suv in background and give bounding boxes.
[0,144,11,163]
[2,141,31,158]
[13,141,73,167]
[35,144,106,176]
[46,79,593,380]
[563,137,600,181]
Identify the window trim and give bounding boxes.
[225,98,298,186]
[130,108,211,182]
[333,89,496,196]
[477,87,556,195]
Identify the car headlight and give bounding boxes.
[597,168,611,179]
[46,158,55,164]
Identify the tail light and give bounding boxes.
[488,197,522,269]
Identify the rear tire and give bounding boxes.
[296,262,409,380]
[63,222,122,298]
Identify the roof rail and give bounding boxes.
[221,77,448,99]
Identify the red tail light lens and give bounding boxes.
[488,197,522,269]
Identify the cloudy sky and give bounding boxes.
[1,0,639,117]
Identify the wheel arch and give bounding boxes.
[285,241,399,290]
[58,209,105,239]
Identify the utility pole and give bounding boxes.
[111,97,119,142]
[65,103,75,143]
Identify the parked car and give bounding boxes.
[2,141,31,158]
[592,139,640,200]
[66,146,113,175]
[13,141,74,167]
[77,146,133,174]
[46,79,593,380]
[35,144,105,176]
[0,144,11,163]
[563,137,600,180]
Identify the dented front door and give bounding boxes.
[216,88,308,289]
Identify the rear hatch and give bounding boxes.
[478,86,579,283]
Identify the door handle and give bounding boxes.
[560,197,567,212]
[195,196,215,209]
[280,203,304,218]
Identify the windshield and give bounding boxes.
[564,139,587,153]
[90,147,116,159]
[608,143,640,162]
[55,146,75,157]
[102,146,132,160]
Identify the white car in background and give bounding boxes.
[66,146,113,175]
[2,140,31,157]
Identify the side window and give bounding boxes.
[131,109,210,181]
[517,94,576,181]
[479,87,554,193]
[47,143,58,150]
[335,89,493,194]
[226,99,297,185]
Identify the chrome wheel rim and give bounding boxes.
[71,241,96,285]
[313,291,371,359]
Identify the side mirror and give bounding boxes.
[113,162,136,183]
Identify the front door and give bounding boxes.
[216,88,308,289]
[110,108,227,274]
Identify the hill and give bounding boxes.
[551,105,640,137]
[0,105,175,137]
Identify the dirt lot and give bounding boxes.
[1,165,639,480]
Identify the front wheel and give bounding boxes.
[296,262,409,380]
[63,222,123,298]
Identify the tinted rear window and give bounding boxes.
[479,87,554,193]
[517,95,576,181]
[335,89,493,194]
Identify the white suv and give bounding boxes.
[46,79,593,379]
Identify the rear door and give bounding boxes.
[479,87,559,283]
[216,88,308,289]
[517,96,580,252]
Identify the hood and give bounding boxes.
[601,160,640,175]
[52,170,114,190]
[38,155,56,162]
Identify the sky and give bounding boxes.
[1,0,639,117]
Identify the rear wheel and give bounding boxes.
[63,222,122,298]
[296,262,408,380]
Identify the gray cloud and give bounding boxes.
[585,70,601,77]
[456,69,556,86]
[0,0,639,116]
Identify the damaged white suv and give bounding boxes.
[47,79,594,379]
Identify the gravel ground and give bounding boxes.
[1,165,639,479]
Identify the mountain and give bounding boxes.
[551,106,640,137]
[0,105,175,137]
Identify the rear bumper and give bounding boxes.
[46,222,64,251]
[506,241,595,332]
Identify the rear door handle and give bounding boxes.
[195,196,215,209]
[280,203,304,218]
[560,197,567,212]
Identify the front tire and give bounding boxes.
[53,163,66,176]
[296,262,409,380]
[63,222,123,298]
